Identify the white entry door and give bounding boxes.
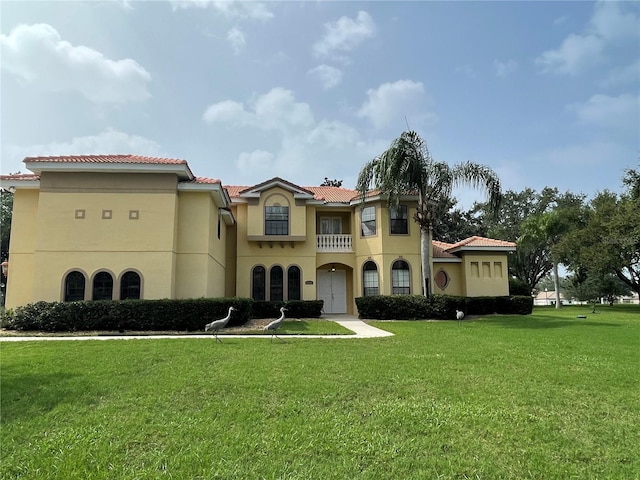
[317,269,347,314]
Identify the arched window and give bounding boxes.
[120,271,141,300]
[64,271,85,301]
[270,266,284,301]
[92,271,113,301]
[287,266,301,301]
[392,260,411,295]
[252,266,266,301]
[363,261,379,297]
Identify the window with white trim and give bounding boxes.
[392,260,411,295]
[265,205,289,235]
[363,261,379,296]
[361,206,376,236]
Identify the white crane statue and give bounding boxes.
[264,307,287,342]
[205,306,237,342]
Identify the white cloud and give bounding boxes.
[307,64,343,90]
[238,149,275,173]
[227,27,246,54]
[2,128,165,174]
[1,23,151,103]
[313,11,375,60]
[357,80,432,130]
[589,1,639,42]
[201,88,381,185]
[536,1,639,75]
[569,93,640,130]
[203,88,314,132]
[493,59,517,78]
[536,33,604,75]
[170,0,273,21]
[202,100,250,124]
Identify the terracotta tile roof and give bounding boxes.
[226,184,378,204]
[191,176,221,184]
[238,177,315,196]
[432,240,458,258]
[0,173,40,181]
[23,154,187,165]
[305,186,359,203]
[448,236,516,249]
[226,186,249,198]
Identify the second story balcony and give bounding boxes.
[316,234,353,252]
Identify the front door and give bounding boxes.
[317,269,347,314]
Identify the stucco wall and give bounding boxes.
[175,191,228,299]
[461,252,510,297]
[5,189,39,308]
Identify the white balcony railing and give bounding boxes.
[316,234,353,252]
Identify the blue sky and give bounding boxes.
[1,1,638,207]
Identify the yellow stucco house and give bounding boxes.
[1,155,516,314]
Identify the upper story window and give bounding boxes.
[320,217,342,235]
[265,205,289,235]
[390,205,408,235]
[360,206,376,237]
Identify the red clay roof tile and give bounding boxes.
[23,154,187,165]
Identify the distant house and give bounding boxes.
[533,290,571,306]
[1,155,516,314]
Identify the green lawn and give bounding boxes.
[1,305,638,479]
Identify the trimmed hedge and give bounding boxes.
[6,298,326,332]
[8,298,253,332]
[355,294,533,320]
[251,300,324,319]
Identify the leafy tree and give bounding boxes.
[1,189,13,261]
[431,196,487,243]
[623,163,639,200]
[473,187,585,295]
[561,172,640,298]
[565,270,632,309]
[356,130,501,297]
[320,178,343,187]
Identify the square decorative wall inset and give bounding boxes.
[102,209,112,220]
[129,210,139,220]
[75,209,85,219]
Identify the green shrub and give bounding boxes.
[509,277,531,296]
[356,294,532,320]
[8,298,253,332]
[251,300,323,319]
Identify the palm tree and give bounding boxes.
[356,131,501,297]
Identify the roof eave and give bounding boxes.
[447,246,517,254]
[0,178,41,190]
[24,161,195,181]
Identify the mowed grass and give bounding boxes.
[1,305,638,479]
[0,319,353,337]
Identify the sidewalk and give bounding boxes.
[0,315,394,341]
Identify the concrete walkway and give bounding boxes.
[0,315,394,341]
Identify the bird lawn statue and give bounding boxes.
[205,306,236,342]
[456,310,465,324]
[264,307,287,343]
